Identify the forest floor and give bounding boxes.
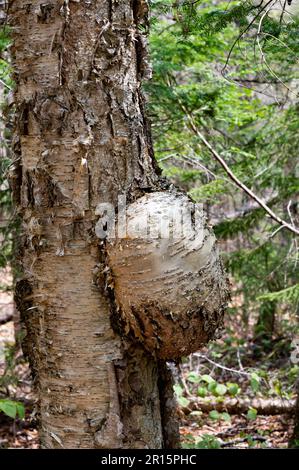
[0,269,295,449]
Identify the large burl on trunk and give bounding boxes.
[107,191,228,360]
[9,0,229,448]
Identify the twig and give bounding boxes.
[256,9,297,97]
[236,347,244,372]
[287,200,296,228]
[287,200,298,267]
[0,78,11,91]
[182,106,299,236]
[279,0,287,26]
[222,0,275,74]
[180,364,193,397]
[182,154,219,180]
[270,224,285,238]
[193,353,250,377]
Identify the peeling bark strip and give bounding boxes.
[9,0,228,449]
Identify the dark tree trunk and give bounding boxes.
[289,378,299,448]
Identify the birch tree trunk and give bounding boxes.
[9,0,175,449]
[8,0,228,449]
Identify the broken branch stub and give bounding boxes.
[107,192,229,359]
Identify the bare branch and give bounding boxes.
[0,77,11,91]
[222,0,276,75]
[181,105,299,236]
[193,352,251,377]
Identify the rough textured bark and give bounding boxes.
[9,0,228,449]
[8,0,177,449]
[0,0,6,25]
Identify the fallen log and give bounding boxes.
[221,435,267,447]
[183,397,295,415]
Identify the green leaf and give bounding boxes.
[251,372,260,381]
[197,386,207,398]
[178,396,190,408]
[209,410,220,420]
[250,372,261,392]
[173,384,183,396]
[187,372,201,383]
[247,408,258,421]
[195,434,221,449]
[0,399,17,419]
[214,384,227,396]
[16,402,25,420]
[227,383,240,396]
[208,381,217,393]
[200,374,215,384]
[272,379,282,396]
[221,412,231,422]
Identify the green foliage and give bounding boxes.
[0,399,25,420]
[0,342,19,390]
[199,374,215,384]
[247,408,258,421]
[258,284,299,305]
[250,372,261,393]
[173,383,190,407]
[194,434,221,448]
[187,371,201,383]
[0,26,10,51]
[209,409,220,420]
[227,382,240,396]
[208,410,231,422]
[197,386,207,398]
[183,433,222,449]
[214,383,227,396]
[148,0,299,337]
[0,342,26,422]
[149,6,299,441]
[221,412,231,422]
[0,27,12,89]
[187,373,242,399]
[289,439,299,449]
